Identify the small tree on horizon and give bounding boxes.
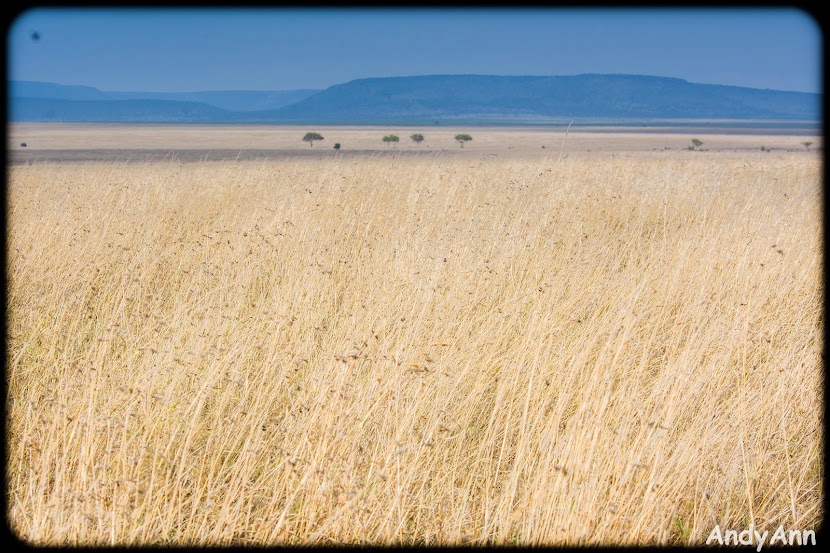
[302,132,324,147]
[383,135,400,147]
[690,138,703,151]
[455,134,473,148]
[410,133,425,145]
[802,141,813,151]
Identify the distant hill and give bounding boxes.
[254,74,820,123]
[104,89,321,112]
[11,80,110,101]
[9,75,820,124]
[9,80,321,119]
[10,97,233,123]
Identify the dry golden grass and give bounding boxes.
[6,152,822,545]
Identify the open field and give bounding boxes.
[8,123,822,164]
[6,150,823,545]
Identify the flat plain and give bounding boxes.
[7,123,822,163]
[6,124,823,545]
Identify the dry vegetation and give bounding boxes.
[7,152,823,545]
[8,122,821,154]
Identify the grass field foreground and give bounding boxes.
[6,153,823,544]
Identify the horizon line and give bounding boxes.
[11,73,821,96]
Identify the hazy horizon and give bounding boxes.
[9,71,823,96]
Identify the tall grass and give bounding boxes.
[7,153,822,545]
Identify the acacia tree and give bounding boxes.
[410,133,425,145]
[383,135,400,147]
[455,134,473,148]
[802,141,813,151]
[302,132,324,147]
[689,138,703,151]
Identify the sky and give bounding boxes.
[7,8,822,94]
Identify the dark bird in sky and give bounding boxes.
[31,31,40,41]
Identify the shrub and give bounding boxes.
[455,134,473,148]
[302,132,324,147]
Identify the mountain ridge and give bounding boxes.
[10,80,321,112]
[9,74,821,123]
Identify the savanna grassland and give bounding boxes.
[6,150,823,545]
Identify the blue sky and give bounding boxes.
[8,8,821,93]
